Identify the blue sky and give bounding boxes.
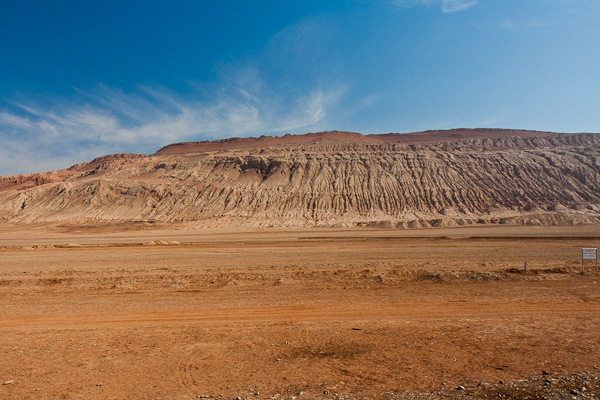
[1,0,599,175]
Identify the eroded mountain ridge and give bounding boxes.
[1,129,599,228]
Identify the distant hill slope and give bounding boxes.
[1,129,600,228]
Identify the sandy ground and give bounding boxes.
[1,224,600,399]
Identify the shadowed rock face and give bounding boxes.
[1,129,600,228]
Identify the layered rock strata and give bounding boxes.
[1,129,599,228]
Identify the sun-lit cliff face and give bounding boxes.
[1,129,600,228]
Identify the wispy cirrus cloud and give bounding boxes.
[439,0,478,13]
[0,79,346,175]
[0,14,359,176]
[392,0,478,13]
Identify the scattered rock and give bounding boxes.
[145,240,180,246]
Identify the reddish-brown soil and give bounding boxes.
[155,128,558,155]
[1,224,600,399]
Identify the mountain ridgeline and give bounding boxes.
[1,129,600,228]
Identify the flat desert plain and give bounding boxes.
[1,224,600,399]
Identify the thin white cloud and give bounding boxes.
[0,16,360,176]
[440,0,477,13]
[0,112,32,128]
[391,0,478,13]
[0,77,346,176]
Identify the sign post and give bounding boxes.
[582,248,598,273]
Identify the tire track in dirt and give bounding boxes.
[177,346,213,395]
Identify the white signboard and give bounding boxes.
[582,248,597,260]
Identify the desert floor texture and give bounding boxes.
[1,224,600,399]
